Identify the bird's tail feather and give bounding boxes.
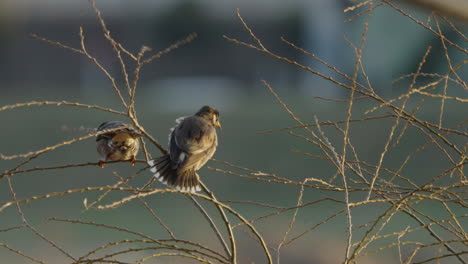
[148,156,201,193]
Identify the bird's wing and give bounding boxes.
[96,121,141,141]
[97,121,126,132]
[96,138,113,159]
[169,116,217,170]
[175,117,216,154]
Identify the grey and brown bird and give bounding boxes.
[96,121,143,168]
[148,106,221,192]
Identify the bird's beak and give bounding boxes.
[216,121,222,129]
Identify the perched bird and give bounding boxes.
[96,121,143,168]
[148,106,221,192]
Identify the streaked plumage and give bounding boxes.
[148,106,221,193]
[96,121,143,168]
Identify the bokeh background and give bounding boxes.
[1,0,467,263]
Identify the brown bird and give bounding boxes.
[148,106,221,192]
[96,121,143,168]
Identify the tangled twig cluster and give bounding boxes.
[1,1,467,263]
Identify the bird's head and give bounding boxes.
[196,105,221,129]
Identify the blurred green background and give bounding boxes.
[1,0,467,263]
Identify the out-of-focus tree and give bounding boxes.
[401,0,468,21]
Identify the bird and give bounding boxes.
[96,121,143,168]
[147,106,221,193]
